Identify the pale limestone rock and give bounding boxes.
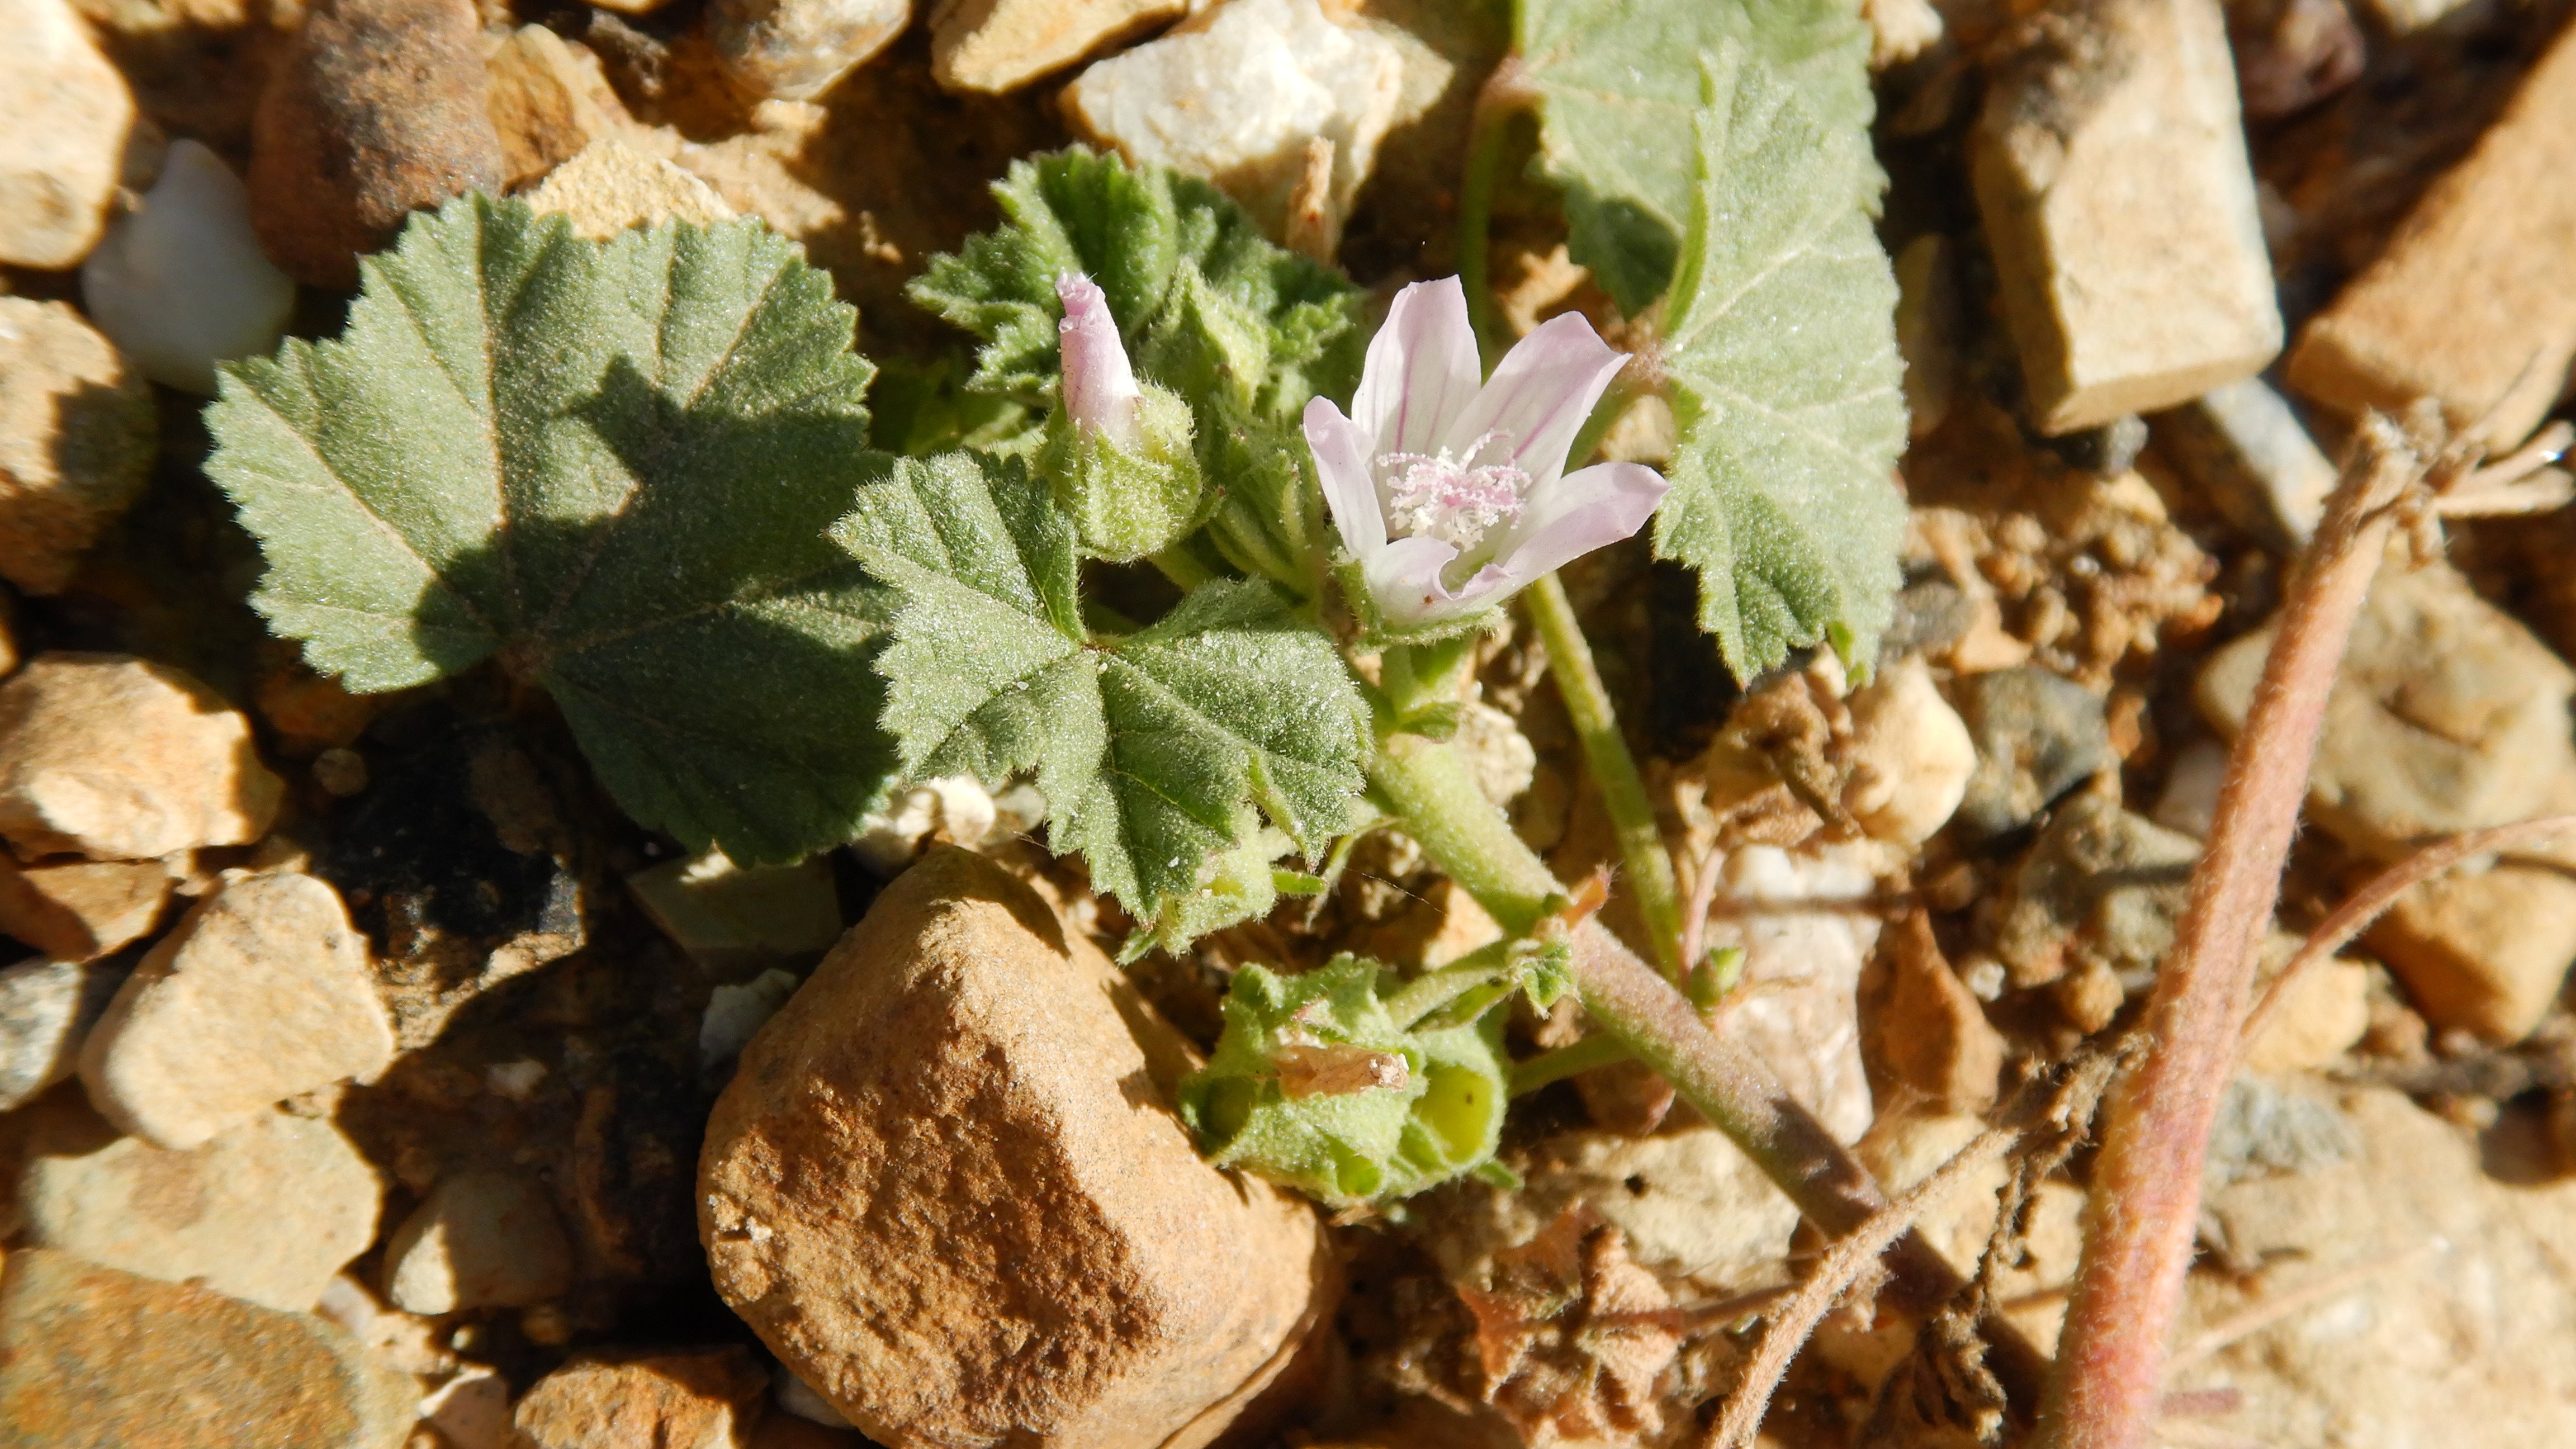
[0,957,126,1110]
[0,856,173,962]
[485,26,622,190]
[2243,937,2370,1073]
[0,303,157,595]
[2354,0,2473,30]
[510,1348,771,1449]
[1063,0,1428,251]
[525,137,734,242]
[2366,865,2576,1045]
[1701,842,1886,1142]
[0,0,136,268]
[419,1368,512,1449]
[2151,735,2228,838]
[1972,0,2281,433]
[932,0,1190,93]
[700,847,1329,1449]
[18,1109,383,1312]
[79,870,395,1150]
[2198,564,2576,1040]
[2176,1089,2576,1447]
[382,1170,574,1314]
[699,968,801,1069]
[314,1273,456,1378]
[1864,0,1944,68]
[1433,1125,1801,1298]
[708,0,912,101]
[79,140,295,396]
[2152,374,2336,549]
[0,654,280,860]
[2199,562,2576,855]
[0,1250,418,1449]
[2286,23,2576,446]
[1842,656,1974,847]
[628,848,841,978]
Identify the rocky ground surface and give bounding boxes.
[4,0,2576,1446]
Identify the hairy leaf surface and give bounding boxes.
[1517,0,1874,312]
[207,194,894,863]
[909,146,1366,423]
[1655,49,1907,680]
[835,451,1367,919]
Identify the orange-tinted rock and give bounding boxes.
[510,1347,769,1449]
[0,1248,415,1449]
[699,847,1331,1449]
[247,0,504,287]
[0,653,282,861]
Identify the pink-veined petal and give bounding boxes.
[1057,272,1142,447]
[1304,395,1387,557]
[1363,534,1479,629]
[1443,312,1628,492]
[1483,460,1670,585]
[1351,277,1483,458]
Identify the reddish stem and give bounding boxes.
[2035,415,2424,1449]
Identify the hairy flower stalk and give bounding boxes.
[1046,272,1204,562]
[1305,278,1668,632]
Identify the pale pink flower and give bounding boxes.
[1304,278,1668,630]
[1056,272,1142,449]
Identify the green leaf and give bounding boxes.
[1178,957,1510,1208]
[908,146,1367,424]
[1654,48,1907,680]
[834,451,1368,921]
[1516,0,1876,313]
[207,193,896,864]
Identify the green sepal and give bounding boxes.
[1041,384,1206,562]
[1178,956,1511,1208]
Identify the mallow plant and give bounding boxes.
[203,27,1902,1208]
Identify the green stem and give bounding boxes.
[1384,939,1514,1029]
[1149,536,1220,591]
[1510,1033,1630,1095]
[1457,58,1531,364]
[1521,574,1686,978]
[1362,699,2052,1415]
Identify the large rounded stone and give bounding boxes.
[247,0,504,288]
[699,847,1330,1449]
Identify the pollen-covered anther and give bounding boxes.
[1379,432,1531,551]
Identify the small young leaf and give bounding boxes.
[1516,0,1875,313]
[207,193,896,864]
[1654,47,1907,680]
[1179,957,1510,1208]
[908,147,1367,424]
[834,451,1369,921]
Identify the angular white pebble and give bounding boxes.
[82,141,296,396]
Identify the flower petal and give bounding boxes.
[1351,277,1484,458]
[1363,534,1480,629]
[1057,272,1142,447]
[1442,312,1628,492]
[1484,461,1670,584]
[1305,395,1387,557]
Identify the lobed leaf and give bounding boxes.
[908,146,1367,424]
[834,451,1369,922]
[207,193,896,864]
[1515,0,1876,314]
[1654,48,1907,680]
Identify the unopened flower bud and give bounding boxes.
[1056,272,1143,449]
[1044,272,1205,562]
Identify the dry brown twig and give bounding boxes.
[1703,1043,2133,1449]
[2241,812,2576,1053]
[2033,410,2435,1449]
